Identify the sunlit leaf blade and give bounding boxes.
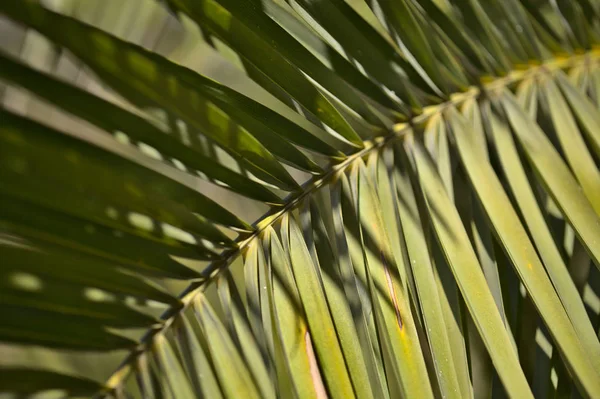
[264,228,326,399]
[411,0,491,73]
[501,90,600,269]
[333,175,391,399]
[192,293,262,399]
[367,0,448,95]
[173,316,224,399]
[0,263,157,328]
[134,353,158,399]
[490,0,541,60]
[408,135,533,398]
[3,244,177,305]
[151,334,196,399]
[553,0,591,49]
[242,242,272,368]
[444,151,496,399]
[487,102,600,372]
[418,20,472,90]
[354,160,434,399]
[188,0,393,126]
[423,114,454,200]
[592,68,600,106]
[555,71,600,158]
[0,368,104,396]
[303,199,375,399]
[0,109,248,236]
[391,143,464,399]
[0,195,206,279]
[188,76,345,158]
[259,0,402,113]
[510,76,542,385]
[0,52,283,205]
[540,75,600,214]
[367,151,409,297]
[281,212,356,398]
[453,0,512,73]
[459,100,511,330]
[163,0,365,148]
[0,303,136,351]
[0,0,299,191]
[344,165,390,398]
[447,105,600,396]
[216,272,276,399]
[254,234,298,397]
[433,269,472,399]
[285,0,427,110]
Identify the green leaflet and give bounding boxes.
[0,110,249,237]
[0,265,157,328]
[216,271,276,399]
[135,353,158,399]
[3,0,600,397]
[303,199,375,399]
[164,0,366,148]
[188,0,396,125]
[367,0,449,95]
[447,105,600,397]
[554,0,592,49]
[556,71,600,159]
[520,0,567,52]
[410,0,493,73]
[259,0,401,113]
[366,150,410,299]
[458,99,511,328]
[153,334,197,399]
[487,101,600,373]
[173,316,224,399]
[502,90,600,269]
[333,175,391,399]
[0,194,210,279]
[487,0,541,60]
[193,293,262,399]
[281,213,356,398]
[0,368,104,395]
[453,0,513,73]
[409,135,533,398]
[242,242,272,368]
[344,163,392,397]
[2,244,176,305]
[0,52,283,204]
[264,227,326,399]
[0,304,136,351]
[284,0,428,110]
[0,0,299,191]
[353,160,434,399]
[540,75,600,214]
[392,142,464,399]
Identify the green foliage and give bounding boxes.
[1,0,600,397]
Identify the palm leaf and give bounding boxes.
[1,0,600,398]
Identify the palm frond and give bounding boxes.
[1,0,600,397]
